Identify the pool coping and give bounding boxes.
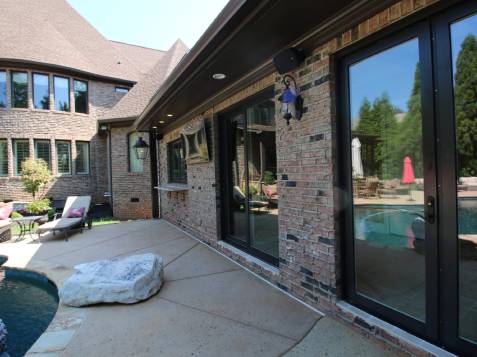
[2,257,85,356]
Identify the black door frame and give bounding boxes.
[218,86,279,266]
[433,1,477,355]
[338,1,477,355]
[338,20,439,342]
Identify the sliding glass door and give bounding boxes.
[220,88,279,265]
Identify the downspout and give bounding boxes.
[107,126,114,215]
[149,130,160,218]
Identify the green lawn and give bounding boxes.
[10,217,120,236]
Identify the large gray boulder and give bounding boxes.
[59,254,163,307]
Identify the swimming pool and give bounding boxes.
[0,260,58,357]
[354,199,477,248]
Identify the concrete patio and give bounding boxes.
[0,220,396,356]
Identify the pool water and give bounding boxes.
[355,200,477,248]
[0,267,58,357]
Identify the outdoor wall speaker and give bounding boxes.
[273,47,306,74]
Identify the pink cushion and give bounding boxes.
[0,205,12,220]
[67,207,85,218]
[263,185,277,198]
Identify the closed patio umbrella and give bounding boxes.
[352,137,364,178]
[402,156,416,201]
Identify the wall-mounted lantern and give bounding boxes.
[133,136,149,160]
[278,74,304,125]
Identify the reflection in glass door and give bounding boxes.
[348,38,427,321]
[341,22,438,342]
[221,89,279,264]
[450,10,477,346]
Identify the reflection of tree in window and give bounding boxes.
[454,34,477,177]
[12,72,28,108]
[352,64,423,179]
[74,80,88,114]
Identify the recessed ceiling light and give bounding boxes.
[166,113,173,117]
[152,126,157,129]
[212,73,226,80]
[159,120,165,124]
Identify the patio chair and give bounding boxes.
[232,186,268,210]
[37,196,92,241]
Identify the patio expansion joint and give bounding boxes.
[163,241,200,268]
[162,220,326,318]
[158,296,299,343]
[278,318,321,356]
[41,226,185,262]
[164,267,242,283]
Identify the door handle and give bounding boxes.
[425,196,435,224]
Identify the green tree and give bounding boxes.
[395,64,423,178]
[372,94,400,179]
[21,158,53,199]
[355,98,376,134]
[354,95,401,178]
[454,34,477,177]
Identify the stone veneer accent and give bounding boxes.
[109,127,153,220]
[0,67,129,203]
[158,1,442,356]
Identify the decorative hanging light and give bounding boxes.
[278,74,304,125]
[133,136,149,160]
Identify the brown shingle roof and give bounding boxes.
[110,41,166,76]
[0,0,147,82]
[102,39,189,121]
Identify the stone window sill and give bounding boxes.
[155,184,190,192]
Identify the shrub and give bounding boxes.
[263,171,275,185]
[11,211,23,219]
[26,198,51,215]
[21,158,53,199]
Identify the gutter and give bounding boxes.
[0,58,137,85]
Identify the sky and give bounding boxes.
[349,13,477,122]
[67,0,229,50]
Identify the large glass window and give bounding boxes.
[56,141,71,174]
[13,139,29,176]
[168,138,187,183]
[33,73,50,110]
[222,90,278,264]
[128,132,144,173]
[0,71,6,108]
[75,141,90,174]
[0,140,7,176]
[74,80,88,114]
[450,12,477,345]
[34,140,51,169]
[11,72,28,108]
[347,38,426,321]
[54,76,70,111]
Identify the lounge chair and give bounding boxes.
[233,186,268,210]
[37,196,92,241]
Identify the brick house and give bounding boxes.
[0,0,187,220]
[129,0,475,356]
[2,0,477,356]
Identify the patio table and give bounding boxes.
[11,215,46,239]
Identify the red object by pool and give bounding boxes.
[402,156,416,184]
